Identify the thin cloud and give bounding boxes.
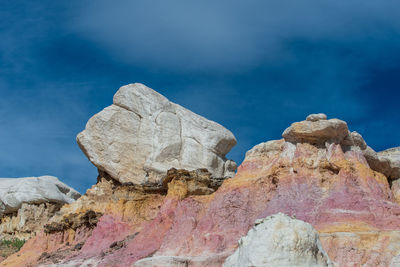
[71,0,400,71]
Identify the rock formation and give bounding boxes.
[223,213,334,267]
[0,176,80,240]
[283,116,348,145]
[363,146,400,181]
[77,83,237,186]
[2,106,400,267]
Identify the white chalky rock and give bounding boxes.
[306,113,327,122]
[223,213,334,267]
[0,176,81,217]
[77,83,237,185]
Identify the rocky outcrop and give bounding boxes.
[77,83,237,186]
[0,202,62,240]
[163,168,222,199]
[223,213,334,267]
[0,176,80,217]
[0,176,80,240]
[282,115,348,145]
[3,114,400,267]
[362,146,400,181]
[283,114,399,182]
[379,147,400,179]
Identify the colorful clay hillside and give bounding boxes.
[1,84,399,267]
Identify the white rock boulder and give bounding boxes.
[223,213,334,267]
[77,83,237,185]
[0,176,81,217]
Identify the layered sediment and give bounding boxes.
[2,85,400,267]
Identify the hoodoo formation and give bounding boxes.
[77,83,237,185]
[1,83,400,267]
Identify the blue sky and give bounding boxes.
[1,1,399,193]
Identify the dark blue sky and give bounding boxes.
[1,1,399,193]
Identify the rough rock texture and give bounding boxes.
[306,113,327,122]
[0,176,80,217]
[390,253,400,267]
[0,172,166,266]
[282,117,348,145]
[77,83,237,186]
[392,179,400,205]
[379,147,400,179]
[283,115,399,182]
[163,168,222,198]
[363,146,400,181]
[0,202,62,240]
[223,213,334,267]
[0,176,80,241]
[3,114,400,267]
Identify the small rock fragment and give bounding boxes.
[306,113,327,122]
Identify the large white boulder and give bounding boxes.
[77,83,237,185]
[0,176,81,217]
[223,213,334,267]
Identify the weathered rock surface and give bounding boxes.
[282,115,399,181]
[390,253,400,267]
[0,202,62,240]
[0,176,80,242]
[306,113,327,122]
[77,83,237,186]
[282,116,348,145]
[223,213,334,267]
[0,176,80,217]
[3,114,400,267]
[392,179,400,205]
[163,168,222,198]
[363,146,400,181]
[379,147,400,179]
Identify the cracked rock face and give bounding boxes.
[223,213,334,267]
[77,83,237,185]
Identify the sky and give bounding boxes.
[1,1,399,193]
